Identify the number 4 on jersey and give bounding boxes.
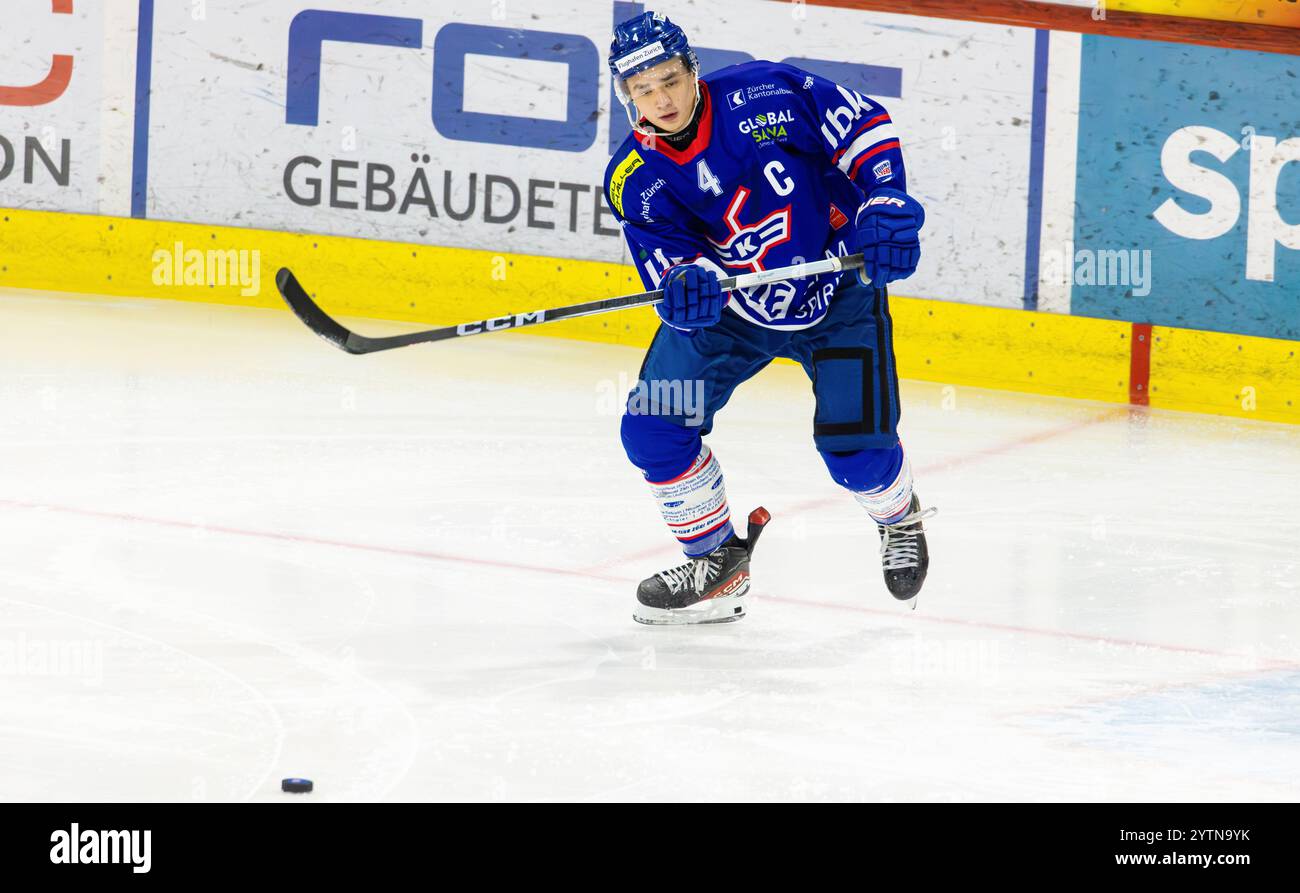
[697,158,723,196]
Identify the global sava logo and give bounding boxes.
[737,109,794,145]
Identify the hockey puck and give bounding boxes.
[281,777,313,794]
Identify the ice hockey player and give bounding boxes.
[604,12,935,625]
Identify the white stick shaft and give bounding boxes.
[730,255,857,291]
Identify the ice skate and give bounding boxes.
[877,494,935,605]
[634,507,770,625]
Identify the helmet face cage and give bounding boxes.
[613,50,700,137]
[608,12,701,137]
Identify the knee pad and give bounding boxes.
[819,442,904,492]
[620,412,702,482]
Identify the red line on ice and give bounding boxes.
[9,408,1283,668]
[2,483,1293,668]
[0,497,630,584]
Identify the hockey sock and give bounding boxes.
[820,443,914,525]
[646,445,734,557]
[853,454,914,525]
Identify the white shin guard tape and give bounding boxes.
[647,446,733,554]
[853,456,914,524]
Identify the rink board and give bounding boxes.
[1071,36,1300,341]
[995,0,1300,28]
[2,1,1295,352]
[2,206,1295,424]
[0,1,1039,311]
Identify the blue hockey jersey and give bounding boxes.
[603,60,908,330]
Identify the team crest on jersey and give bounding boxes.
[872,159,894,182]
[609,150,644,216]
[707,187,792,272]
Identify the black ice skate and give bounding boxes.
[877,494,936,605]
[633,507,771,625]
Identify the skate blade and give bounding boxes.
[633,594,748,626]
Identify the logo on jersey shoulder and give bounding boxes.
[872,159,894,182]
[639,177,666,222]
[819,84,875,150]
[608,149,644,216]
[707,186,792,272]
[745,82,794,100]
[738,109,794,145]
[726,89,746,110]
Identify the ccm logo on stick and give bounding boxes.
[0,0,74,107]
[458,311,547,335]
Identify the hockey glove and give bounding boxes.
[656,263,723,331]
[854,188,925,287]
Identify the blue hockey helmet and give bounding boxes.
[608,12,699,82]
[608,12,700,132]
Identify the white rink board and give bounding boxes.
[143,0,1038,307]
[0,0,135,215]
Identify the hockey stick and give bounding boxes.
[275,254,865,355]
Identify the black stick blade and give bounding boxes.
[275,268,362,354]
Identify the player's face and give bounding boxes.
[624,58,697,134]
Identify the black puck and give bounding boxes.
[281,777,313,794]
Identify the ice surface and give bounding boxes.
[0,289,1297,801]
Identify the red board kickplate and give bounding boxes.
[1129,322,1153,406]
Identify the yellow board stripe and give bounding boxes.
[888,297,1132,404]
[1150,325,1299,424]
[0,207,657,346]
[1,208,1296,424]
